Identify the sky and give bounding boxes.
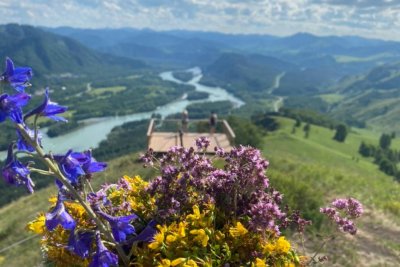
[1,0,400,40]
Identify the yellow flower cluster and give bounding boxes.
[26,175,302,267]
[27,175,154,267]
[263,236,291,255]
[140,204,299,266]
[108,175,155,219]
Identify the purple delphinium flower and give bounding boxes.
[89,232,118,267]
[97,210,138,242]
[0,93,31,123]
[70,150,107,178]
[0,57,33,92]
[24,88,67,122]
[129,220,157,244]
[53,150,85,184]
[1,143,34,193]
[16,124,42,152]
[45,194,76,231]
[68,230,94,258]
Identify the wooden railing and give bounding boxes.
[222,120,236,143]
[147,119,155,147]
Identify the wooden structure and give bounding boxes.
[147,119,235,153]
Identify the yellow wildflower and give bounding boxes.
[263,243,275,254]
[66,202,86,218]
[171,258,186,266]
[177,222,186,238]
[166,234,177,244]
[149,225,167,250]
[252,258,267,267]
[229,222,248,237]
[26,214,46,234]
[275,236,291,254]
[183,259,198,267]
[190,229,209,247]
[158,259,171,267]
[48,196,57,205]
[186,205,201,221]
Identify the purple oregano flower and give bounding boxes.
[320,197,363,235]
[45,194,76,231]
[97,210,138,242]
[1,143,34,193]
[0,57,33,92]
[0,93,31,123]
[53,150,85,184]
[24,88,67,122]
[90,232,118,267]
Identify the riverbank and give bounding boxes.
[0,67,245,160]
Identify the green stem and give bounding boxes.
[16,123,130,266]
[29,168,54,176]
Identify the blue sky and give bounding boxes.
[0,0,399,40]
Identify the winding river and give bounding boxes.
[0,67,244,160]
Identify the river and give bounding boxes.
[0,67,244,160]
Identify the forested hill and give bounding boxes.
[0,24,146,79]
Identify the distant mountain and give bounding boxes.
[0,24,145,79]
[45,27,230,67]
[45,27,400,74]
[201,53,296,100]
[325,61,400,132]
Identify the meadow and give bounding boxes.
[0,116,400,266]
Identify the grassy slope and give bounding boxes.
[264,117,400,266]
[1,117,400,266]
[0,154,156,267]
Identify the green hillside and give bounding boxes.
[1,117,400,266]
[264,117,400,265]
[0,24,145,79]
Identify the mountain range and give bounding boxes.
[0,24,145,81]
[3,24,400,132]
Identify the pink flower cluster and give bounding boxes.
[320,198,363,235]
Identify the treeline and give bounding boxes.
[358,133,400,179]
[172,71,194,82]
[93,120,148,161]
[276,107,340,129]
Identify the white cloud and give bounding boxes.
[0,0,399,40]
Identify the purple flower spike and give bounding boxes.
[0,57,33,92]
[45,194,76,231]
[24,88,67,122]
[53,150,85,184]
[16,124,42,152]
[89,232,118,267]
[68,230,94,258]
[71,150,107,177]
[97,210,138,242]
[1,143,34,193]
[0,93,31,123]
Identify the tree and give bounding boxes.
[303,123,310,138]
[333,124,348,142]
[379,133,392,150]
[294,116,302,127]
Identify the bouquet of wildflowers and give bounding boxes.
[1,58,363,267]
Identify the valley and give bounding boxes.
[2,23,400,266]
